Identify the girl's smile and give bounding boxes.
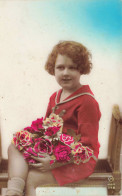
[55,54,81,93]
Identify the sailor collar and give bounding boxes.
[55,90,95,106]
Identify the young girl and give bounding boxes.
[6,41,101,196]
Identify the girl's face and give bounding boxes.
[55,54,81,92]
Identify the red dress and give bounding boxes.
[45,85,101,186]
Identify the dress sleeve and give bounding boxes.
[77,96,101,154]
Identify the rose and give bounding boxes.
[23,146,44,163]
[43,113,63,128]
[24,127,35,133]
[31,118,44,131]
[23,150,36,164]
[71,143,93,164]
[60,134,74,145]
[45,126,60,137]
[71,142,82,154]
[33,138,52,155]
[77,147,86,161]
[74,157,81,165]
[24,126,45,137]
[50,160,55,165]
[53,143,71,162]
[12,130,33,151]
[74,149,87,164]
[86,146,93,157]
[24,146,38,157]
[73,147,86,165]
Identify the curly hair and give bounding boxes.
[45,41,92,75]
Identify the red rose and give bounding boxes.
[31,118,44,131]
[53,143,71,162]
[34,138,52,155]
[23,146,44,163]
[45,126,60,136]
[24,127,35,133]
[23,150,37,164]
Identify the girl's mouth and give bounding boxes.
[62,78,71,82]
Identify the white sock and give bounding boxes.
[6,177,25,196]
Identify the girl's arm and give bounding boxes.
[77,96,101,154]
[29,155,74,172]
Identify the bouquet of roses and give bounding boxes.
[12,113,94,165]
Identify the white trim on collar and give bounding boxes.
[55,92,95,106]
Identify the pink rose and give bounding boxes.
[53,143,71,162]
[24,126,35,133]
[31,118,44,131]
[34,138,52,155]
[85,146,93,158]
[12,130,33,151]
[45,126,60,136]
[73,145,93,164]
[23,151,36,164]
[60,134,74,145]
[77,147,86,161]
[23,146,44,163]
[50,160,55,165]
[24,146,38,157]
[72,143,82,154]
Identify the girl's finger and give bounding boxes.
[41,169,46,172]
[31,155,49,163]
[31,156,43,161]
[29,163,43,168]
[39,153,50,158]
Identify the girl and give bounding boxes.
[6,41,101,196]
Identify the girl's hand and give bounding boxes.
[29,154,52,172]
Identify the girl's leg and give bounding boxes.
[8,143,28,179]
[6,143,28,195]
[25,169,58,196]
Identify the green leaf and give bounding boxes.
[74,134,81,142]
[67,129,76,137]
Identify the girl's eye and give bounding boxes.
[56,66,64,70]
[69,66,77,70]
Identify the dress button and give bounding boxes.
[62,109,66,113]
[52,106,59,113]
[59,109,66,117]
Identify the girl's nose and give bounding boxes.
[63,68,69,75]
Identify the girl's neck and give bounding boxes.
[60,84,82,102]
[62,83,82,94]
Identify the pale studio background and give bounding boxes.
[0,0,121,195]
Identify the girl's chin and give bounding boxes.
[59,83,82,92]
[61,85,74,91]
[60,84,72,88]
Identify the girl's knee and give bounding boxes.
[26,169,57,188]
[8,143,15,155]
[26,170,39,188]
[8,143,23,160]
[26,170,46,188]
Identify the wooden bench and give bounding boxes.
[0,106,122,195]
